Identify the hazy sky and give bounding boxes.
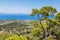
[0,0,60,14]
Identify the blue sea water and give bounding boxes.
[0,14,53,20]
[0,14,37,20]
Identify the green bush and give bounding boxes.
[0,32,11,40]
[45,35,54,40]
[5,35,27,40]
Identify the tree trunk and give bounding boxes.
[37,14,45,40]
[46,18,50,37]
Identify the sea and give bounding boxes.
[0,14,53,20]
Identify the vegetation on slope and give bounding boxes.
[0,6,60,40]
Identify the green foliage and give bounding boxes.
[30,6,58,40]
[30,21,41,28]
[0,32,27,40]
[39,6,57,17]
[5,35,27,40]
[30,9,39,16]
[30,28,43,37]
[55,12,60,22]
[0,32,11,40]
[0,6,60,40]
[5,35,20,40]
[45,35,54,40]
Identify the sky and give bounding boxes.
[0,0,60,14]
